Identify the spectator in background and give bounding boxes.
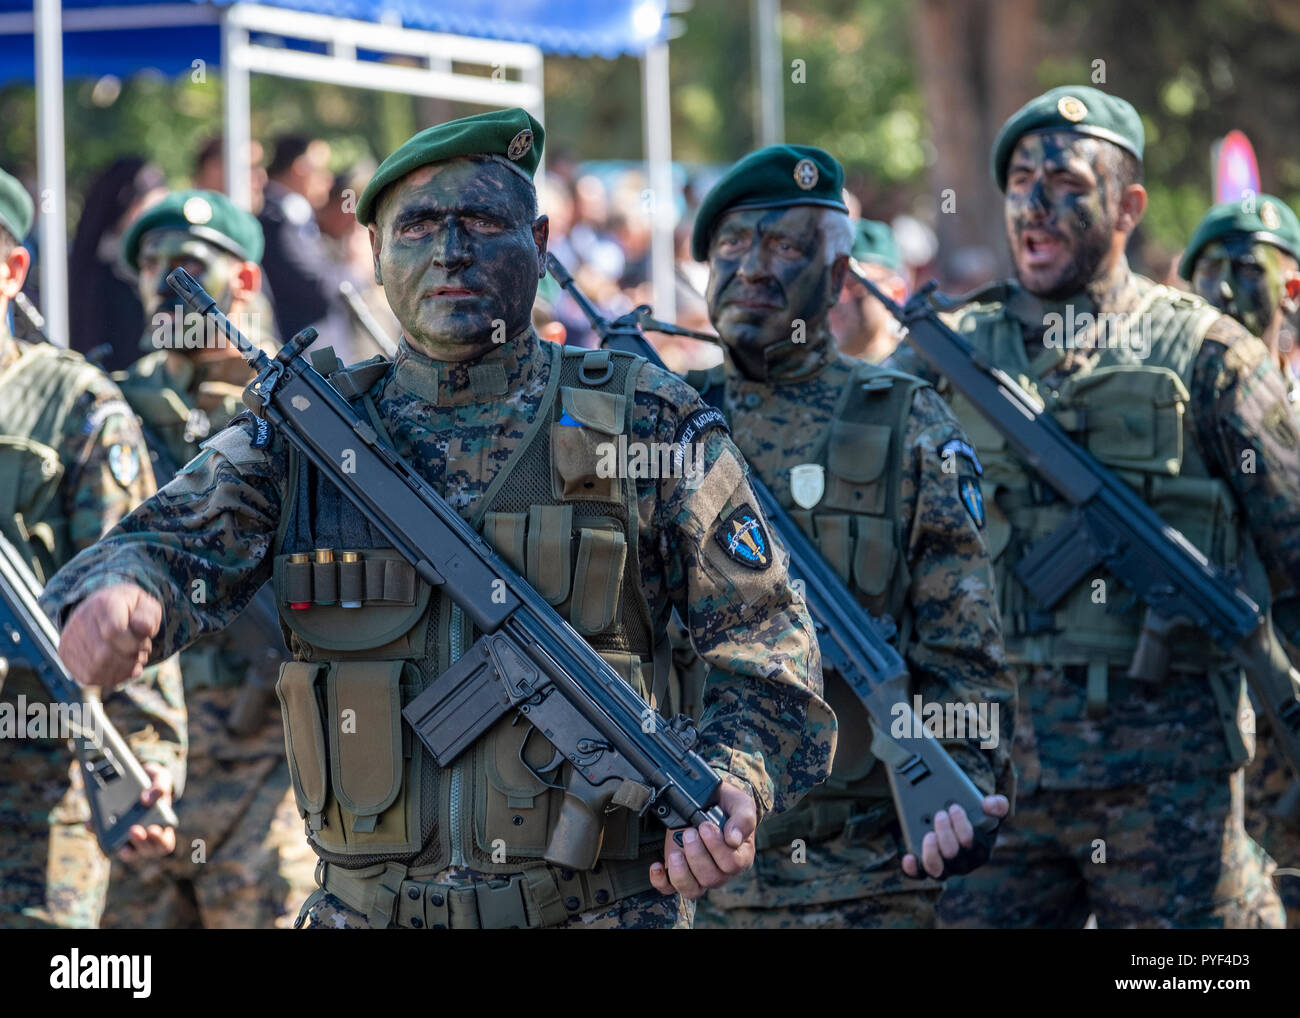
[568,173,625,282]
[67,156,167,371]
[257,134,344,342]
[830,219,909,364]
[191,136,268,215]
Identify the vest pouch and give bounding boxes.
[1148,474,1238,567]
[824,419,891,514]
[273,549,432,658]
[852,515,898,599]
[476,710,561,859]
[276,660,329,824]
[811,513,853,585]
[568,525,627,635]
[317,659,421,854]
[1055,365,1187,477]
[551,386,626,503]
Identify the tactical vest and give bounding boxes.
[950,283,1257,682]
[115,352,245,484]
[701,357,927,846]
[272,343,675,878]
[0,342,105,583]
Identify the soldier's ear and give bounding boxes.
[368,223,383,287]
[532,214,550,278]
[0,244,30,299]
[1283,269,1300,312]
[231,260,261,302]
[1116,183,1148,235]
[828,253,850,308]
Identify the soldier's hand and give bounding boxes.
[118,763,177,861]
[902,794,1009,880]
[649,778,756,900]
[59,584,162,689]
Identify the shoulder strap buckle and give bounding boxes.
[579,349,614,386]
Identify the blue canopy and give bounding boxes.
[0,0,668,81]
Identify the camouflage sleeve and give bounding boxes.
[881,311,969,390]
[40,414,289,663]
[632,365,834,821]
[58,377,157,552]
[56,375,188,790]
[897,386,1016,800]
[1190,318,1300,645]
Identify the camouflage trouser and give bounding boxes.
[695,823,942,929]
[295,887,693,929]
[937,771,1285,929]
[0,818,110,929]
[101,688,317,929]
[1244,726,1300,927]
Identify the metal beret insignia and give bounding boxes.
[793,158,819,191]
[507,129,534,161]
[1057,95,1088,123]
[1261,201,1281,230]
[183,195,213,225]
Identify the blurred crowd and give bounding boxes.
[12,132,1297,380]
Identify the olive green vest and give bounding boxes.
[272,344,673,875]
[699,358,927,846]
[0,342,105,582]
[950,283,1257,674]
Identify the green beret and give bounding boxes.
[356,107,544,226]
[122,189,264,272]
[1178,194,1300,280]
[850,218,902,273]
[991,85,1144,191]
[691,144,848,261]
[0,166,34,244]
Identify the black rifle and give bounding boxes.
[548,254,998,860]
[167,268,725,871]
[0,532,178,853]
[851,262,1300,777]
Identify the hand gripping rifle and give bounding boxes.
[0,532,177,852]
[166,268,725,870]
[548,254,999,865]
[851,261,1300,779]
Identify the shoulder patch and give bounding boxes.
[939,435,983,476]
[958,476,986,528]
[673,405,729,457]
[107,443,141,488]
[82,398,136,435]
[251,414,273,449]
[714,504,772,570]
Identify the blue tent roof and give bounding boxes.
[0,0,668,81]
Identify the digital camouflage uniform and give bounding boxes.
[101,326,317,930]
[890,273,1298,928]
[41,326,834,930]
[0,324,186,929]
[693,330,1015,930]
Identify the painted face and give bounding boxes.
[1004,132,1118,300]
[372,158,544,357]
[706,205,837,363]
[137,231,236,325]
[1191,234,1289,339]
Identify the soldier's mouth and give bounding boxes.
[1021,231,1065,266]
[427,286,481,299]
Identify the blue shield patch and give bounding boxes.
[714,505,771,570]
[959,476,985,529]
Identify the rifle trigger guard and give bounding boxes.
[518,725,566,791]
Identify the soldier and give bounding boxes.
[685,145,1014,930]
[829,218,908,363]
[888,85,1298,928]
[0,165,184,928]
[40,109,835,930]
[1179,194,1300,925]
[100,189,317,929]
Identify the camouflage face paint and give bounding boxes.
[138,231,237,330]
[1191,235,1289,339]
[1003,132,1119,301]
[706,205,836,377]
[373,158,545,360]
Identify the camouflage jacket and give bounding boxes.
[41,328,834,823]
[0,327,186,824]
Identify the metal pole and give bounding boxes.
[221,7,252,210]
[641,41,675,324]
[33,0,68,347]
[753,0,783,146]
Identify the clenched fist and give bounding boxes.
[58,584,163,689]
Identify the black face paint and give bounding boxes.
[1192,235,1288,339]
[1003,132,1118,301]
[705,205,838,378]
[373,158,544,359]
